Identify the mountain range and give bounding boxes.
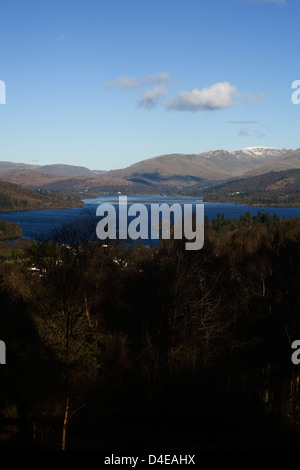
[0,147,299,200]
[101,147,296,187]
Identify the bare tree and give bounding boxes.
[25,242,102,449]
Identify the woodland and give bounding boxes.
[0,212,300,450]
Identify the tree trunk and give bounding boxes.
[62,397,70,450]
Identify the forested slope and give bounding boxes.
[0,213,300,449]
[0,181,84,212]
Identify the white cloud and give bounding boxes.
[166,82,238,111]
[138,85,168,109]
[105,72,170,90]
[105,74,267,113]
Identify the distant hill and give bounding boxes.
[40,164,96,177]
[0,169,68,187]
[0,147,298,199]
[199,168,300,207]
[40,175,172,196]
[244,148,300,177]
[0,161,39,173]
[102,147,294,187]
[0,181,84,212]
[0,161,98,180]
[0,162,101,192]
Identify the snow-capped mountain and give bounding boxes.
[203,147,294,161]
[230,146,294,160]
[101,146,297,186]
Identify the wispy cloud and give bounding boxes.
[227,120,259,124]
[105,72,170,90]
[240,92,268,105]
[230,119,267,138]
[166,82,238,111]
[138,85,169,109]
[239,127,266,138]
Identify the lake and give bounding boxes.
[0,195,300,243]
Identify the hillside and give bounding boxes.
[39,175,182,196]
[0,161,97,177]
[40,164,96,177]
[0,147,298,199]
[199,168,300,207]
[244,148,300,177]
[0,220,22,239]
[102,147,294,187]
[0,162,38,173]
[0,169,69,188]
[0,181,84,212]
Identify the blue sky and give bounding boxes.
[0,0,299,170]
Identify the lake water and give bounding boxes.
[0,195,300,242]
